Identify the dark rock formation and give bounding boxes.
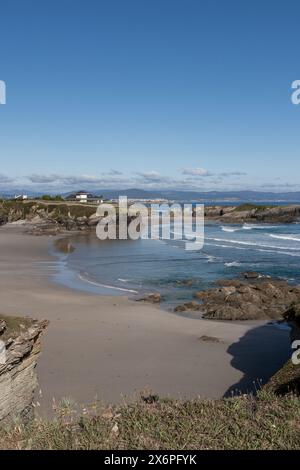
[196,204,300,224]
[198,335,221,343]
[242,271,260,280]
[136,293,162,303]
[174,301,202,312]
[192,276,300,320]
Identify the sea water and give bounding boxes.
[52,221,300,306]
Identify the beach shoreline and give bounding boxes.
[0,225,291,416]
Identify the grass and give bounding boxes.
[0,200,97,220]
[0,388,299,450]
[0,312,299,449]
[0,314,33,342]
[265,360,300,396]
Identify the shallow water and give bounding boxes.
[51,221,300,306]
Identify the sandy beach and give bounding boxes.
[0,225,291,415]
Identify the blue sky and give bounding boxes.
[0,0,300,192]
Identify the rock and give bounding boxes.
[0,320,6,334]
[216,279,243,288]
[222,286,236,296]
[198,335,221,343]
[88,214,101,226]
[141,394,159,404]
[0,318,48,424]
[243,272,260,279]
[190,277,300,321]
[200,204,300,224]
[174,301,202,312]
[136,293,162,303]
[75,216,88,225]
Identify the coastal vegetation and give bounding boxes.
[38,195,64,201]
[1,308,299,449]
[0,384,299,450]
[1,200,300,231]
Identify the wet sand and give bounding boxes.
[0,225,291,414]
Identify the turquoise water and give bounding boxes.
[52,221,300,304]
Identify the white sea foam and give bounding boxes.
[204,241,300,257]
[221,226,239,232]
[206,237,300,251]
[202,253,219,263]
[242,223,277,230]
[270,234,300,242]
[225,261,242,267]
[78,274,138,293]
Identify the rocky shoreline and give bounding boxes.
[1,201,300,236]
[196,204,300,224]
[0,200,137,235]
[140,272,300,322]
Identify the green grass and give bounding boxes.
[0,200,97,220]
[0,390,299,450]
[265,360,300,396]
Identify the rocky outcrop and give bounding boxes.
[193,275,300,320]
[0,201,139,235]
[196,204,300,224]
[173,274,300,320]
[136,293,162,303]
[0,317,48,424]
[174,301,202,312]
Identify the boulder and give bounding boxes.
[243,271,260,279]
[137,293,162,303]
[174,301,202,312]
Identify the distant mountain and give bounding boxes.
[2,188,300,203]
[96,189,300,203]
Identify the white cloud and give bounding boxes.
[134,171,168,183]
[181,168,247,178]
[0,174,15,184]
[182,168,211,177]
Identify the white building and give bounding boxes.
[75,192,88,203]
[14,194,28,200]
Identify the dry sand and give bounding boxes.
[0,225,291,414]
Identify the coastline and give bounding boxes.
[0,225,291,415]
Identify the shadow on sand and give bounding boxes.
[224,323,291,397]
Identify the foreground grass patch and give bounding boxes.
[0,391,299,450]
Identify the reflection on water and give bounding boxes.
[54,238,75,254]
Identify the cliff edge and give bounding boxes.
[0,315,48,424]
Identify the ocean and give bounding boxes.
[51,220,300,307]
